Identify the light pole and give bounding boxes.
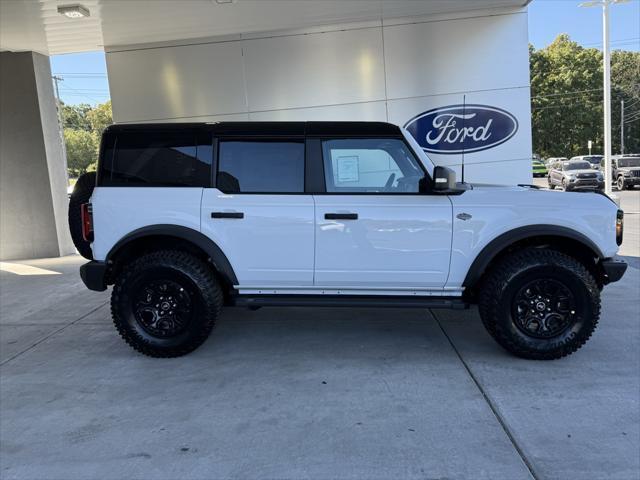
[579,0,629,196]
[620,99,624,155]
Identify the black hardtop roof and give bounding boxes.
[105,121,403,137]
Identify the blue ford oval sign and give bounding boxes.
[404,104,518,154]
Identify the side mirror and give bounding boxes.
[432,166,457,191]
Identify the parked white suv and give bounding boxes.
[69,122,627,359]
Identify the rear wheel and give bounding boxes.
[111,250,222,357]
[68,171,96,260]
[478,248,600,360]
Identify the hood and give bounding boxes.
[467,183,528,191]
[564,169,600,175]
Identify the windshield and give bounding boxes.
[583,156,602,164]
[564,161,591,171]
[618,157,640,168]
[401,127,434,175]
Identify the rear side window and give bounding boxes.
[217,141,305,193]
[101,131,211,187]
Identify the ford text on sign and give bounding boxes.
[404,104,518,154]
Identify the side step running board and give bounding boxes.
[232,295,469,310]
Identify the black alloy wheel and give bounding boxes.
[133,279,194,338]
[111,250,222,357]
[512,278,576,339]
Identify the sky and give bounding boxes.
[51,0,640,106]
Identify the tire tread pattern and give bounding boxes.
[478,248,600,360]
[111,250,222,357]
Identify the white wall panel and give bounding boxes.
[106,8,532,184]
[249,101,387,121]
[243,28,386,111]
[118,112,250,124]
[383,12,529,99]
[388,86,531,185]
[107,42,247,122]
[464,158,531,185]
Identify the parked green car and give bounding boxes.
[532,158,548,177]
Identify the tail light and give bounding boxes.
[616,209,624,246]
[81,203,94,242]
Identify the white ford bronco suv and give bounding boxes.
[69,122,627,359]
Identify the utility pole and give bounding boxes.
[52,75,68,180]
[52,75,65,132]
[602,1,612,194]
[620,99,624,155]
[579,0,629,196]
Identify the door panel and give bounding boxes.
[313,195,453,288]
[201,189,314,286]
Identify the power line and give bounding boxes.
[52,72,107,77]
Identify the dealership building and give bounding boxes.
[0,0,531,261]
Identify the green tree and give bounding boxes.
[86,100,112,135]
[62,100,112,178]
[64,128,98,177]
[62,103,92,131]
[611,50,640,154]
[530,34,640,158]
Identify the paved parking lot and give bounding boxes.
[1,188,638,480]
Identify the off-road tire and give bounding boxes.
[111,250,222,357]
[68,171,96,260]
[478,248,600,360]
[617,176,625,191]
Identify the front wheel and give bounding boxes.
[617,176,625,191]
[111,250,222,357]
[548,177,555,190]
[478,248,600,360]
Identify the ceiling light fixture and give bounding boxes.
[57,4,90,18]
[214,0,235,4]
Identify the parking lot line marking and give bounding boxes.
[0,262,62,276]
[432,310,539,480]
[0,301,108,366]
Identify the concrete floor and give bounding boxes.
[1,188,638,480]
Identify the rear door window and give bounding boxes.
[101,130,211,187]
[217,141,305,193]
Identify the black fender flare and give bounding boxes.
[106,224,238,286]
[462,225,604,289]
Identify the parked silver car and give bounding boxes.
[548,160,604,191]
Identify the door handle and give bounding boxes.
[211,211,244,219]
[325,213,358,220]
